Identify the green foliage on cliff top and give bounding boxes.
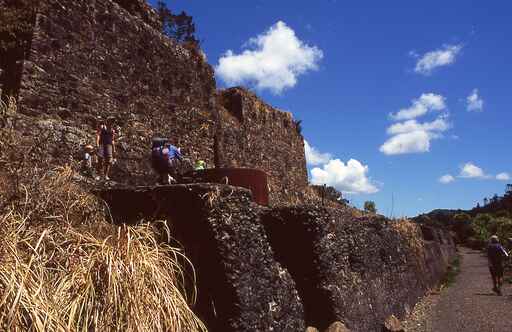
[364,200,377,214]
[156,0,197,43]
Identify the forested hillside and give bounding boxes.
[415,184,512,248]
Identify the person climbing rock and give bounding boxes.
[487,235,509,295]
[151,139,183,185]
[96,118,116,181]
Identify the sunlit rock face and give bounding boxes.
[99,183,456,332]
[0,0,308,205]
[1,0,216,184]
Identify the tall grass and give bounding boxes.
[0,165,207,331]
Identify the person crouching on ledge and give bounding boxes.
[96,118,116,181]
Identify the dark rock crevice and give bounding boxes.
[261,207,337,330]
[99,185,239,331]
[98,184,305,332]
[0,0,38,101]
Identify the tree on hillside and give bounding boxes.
[156,1,197,43]
[452,212,474,242]
[453,213,471,223]
[364,201,377,214]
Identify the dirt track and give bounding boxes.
[403,247,512,332]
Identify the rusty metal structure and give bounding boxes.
[186,168,269,206]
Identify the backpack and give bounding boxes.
[98,125,115,146]
[488,243,506,266]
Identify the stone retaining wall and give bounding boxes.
[98,184,305,332]
[0,0,308,205]
[99,185,457,332]
[216,88,308,205]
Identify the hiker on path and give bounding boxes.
[96,118,116,181]
[487,235,509,295]
[151,140,183,184]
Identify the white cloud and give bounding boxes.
[304,141,331,166]
[386,117,450,135]
[459,162,486,178]
[496,173,511,181]
[380,130,432,155]
[215,21,323,94]
[439,174,455,184]
[390,93,446,121]
[414,44,463,75]
[310,159,379,194]
[467,89,484,112]
[380,116,450,155]
[382,92,450,155]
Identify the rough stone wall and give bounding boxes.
[261,206,456,331]
[1,0,308,203]
[216,87,308,205]
[98,184,305,332]
[112,0,162,30]
[0,0,38,100]
[6,0,216,184]
[99,185,456,332]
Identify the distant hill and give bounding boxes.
[414,184,512,248]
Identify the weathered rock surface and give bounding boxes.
[216,88,307,205]
[261,206,456,331]
[0,0,308,205]
[97,184,305,332]
[13,0,215,185]
[112,0,162,29]
[97,184,457,332]
[1,1,459,331]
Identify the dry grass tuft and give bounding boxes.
[0,166,207,331]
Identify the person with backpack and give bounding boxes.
[96,118,116,181]
[487,235,509,295]
[151,139,183,185]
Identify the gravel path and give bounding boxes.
[403,247,512,332]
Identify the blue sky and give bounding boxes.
[150,0,512,216]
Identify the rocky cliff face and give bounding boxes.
[1,1,458,331]
[98,184,306,332]
[0,0,308,204]
[216,87,308,205]
[262,207,456,331]
[112,0,162,29]
[14,0,216,183]
[99,184,457,332]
